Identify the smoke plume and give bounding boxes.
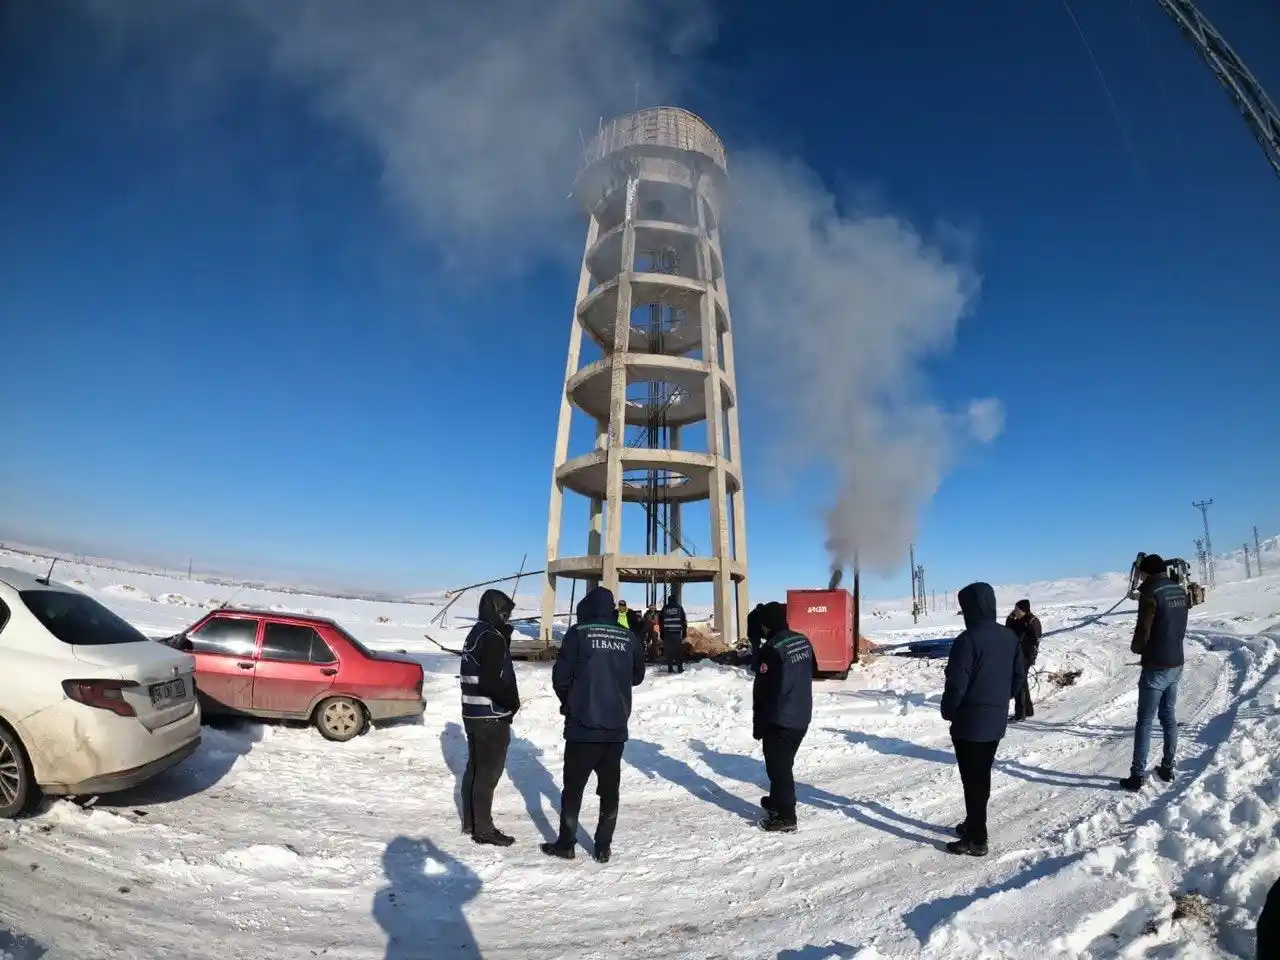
[72,0,1001,572]
[726,154,1001,576]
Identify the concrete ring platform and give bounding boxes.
[587,221,702,285]
[578,275,724,356]
[566,355,733,426]
[548,553,746,584]
[556,448,740,504]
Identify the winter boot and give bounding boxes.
[677,664,684,674]
[540,841,575,860]
[761,795,776,813]
[759,812,797,833]
[955,821,969,837]
[593,846,611,864]
[946,837,988,857]
[1119,774,1144,792]
[1155,764,1175,783]
[472,828,515,847]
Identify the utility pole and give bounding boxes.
[1243,543,1252,579]
[1256,525,1264,574]
[909,543,919,623]
[1193,499,1215,588]
[1194,538,1208,585]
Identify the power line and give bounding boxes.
[1060,0,1146,186]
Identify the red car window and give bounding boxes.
[261,622,337,665]
[189,616,260,657]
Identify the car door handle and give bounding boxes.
[237,662,255,670]
[320,668,338,676]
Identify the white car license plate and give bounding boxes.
[149,678,186,707]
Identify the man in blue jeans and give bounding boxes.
[1121,554,1189,792]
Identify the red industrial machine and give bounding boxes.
[786,584,861,680]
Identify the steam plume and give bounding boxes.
[726,154,1002,576]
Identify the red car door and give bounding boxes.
[185,615,262,712]
[251,621,338,717]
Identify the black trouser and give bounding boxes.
[762,725,807,820]
[556,740,625,850]
[462,717,510,835]
[664,633,684,671]
[1014,668,1035,720]
[1257,875,1280,960]
[952,736,1000,845]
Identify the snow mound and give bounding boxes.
[102,584,150,601]
[156,592,198,606]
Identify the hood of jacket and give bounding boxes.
[477,589,515,628]
[760,600,788,635]
[576,585,617,624]
[958,582,998,629]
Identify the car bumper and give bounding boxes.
[42,734,202,796]
[366,698,426,722]
[25,698,204,795]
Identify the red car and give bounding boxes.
[162,610,425,741]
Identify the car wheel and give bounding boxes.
[0,724,36,819]
[314,697,367,742]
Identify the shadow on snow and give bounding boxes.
[0,924,46,960]
[374,835,482,959]
[99,716,263,807]
[683,740,948,847]
[832,729,1120,790]
[776,941,863,959]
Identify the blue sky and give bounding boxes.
[1,0,1277,604]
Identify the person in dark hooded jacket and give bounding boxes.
[753,601,814,832]
[659,596,688,673]
[1005,599,1042,722]
[459,589,520,846]
[543,586,646,863]
[940,582,1024,856]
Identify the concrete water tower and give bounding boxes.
[539,107,748,644]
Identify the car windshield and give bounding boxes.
[20,589,150,646]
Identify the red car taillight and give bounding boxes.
[63,679,139,717]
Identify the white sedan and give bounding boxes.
[0,566,202,816]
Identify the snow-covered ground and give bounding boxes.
[0,546,1277,960]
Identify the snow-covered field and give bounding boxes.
[0,546,1277,960]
